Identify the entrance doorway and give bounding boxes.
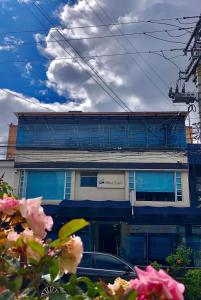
[98,223,120,255]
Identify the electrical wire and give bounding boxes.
[0,48,185,64]
[24,1,132,112]
[2,89,54,111]
[87,0,176,107]
[0,15,199,35]
[0,27,193,46]
[143,33,187,44]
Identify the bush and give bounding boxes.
[150,261,163,271]
[166,245,192,270]
[183,269,201,300]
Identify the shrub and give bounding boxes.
[183,269,201,300]
[166,245,192,270]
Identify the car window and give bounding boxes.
[93,254,127,271]
[79,253,93,268]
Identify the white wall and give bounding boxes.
[73,169,190,206]
[0,160,17,194]
[74,171,127,201]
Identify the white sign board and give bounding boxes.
[97,173,125,189]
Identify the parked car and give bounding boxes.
[40,251,136,297]
[76,251,136,282]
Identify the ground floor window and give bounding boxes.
[129,171,183,202]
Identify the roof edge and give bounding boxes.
[15,111,188,118]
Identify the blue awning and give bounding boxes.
[46,200,201,225]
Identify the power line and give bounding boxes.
[143,33,187,44]
[87,0,176,107]
[0,15,199,35]
[0,27,193,46]
[24,1,132,112]
[2,89,54,111]
[0,48,185,64]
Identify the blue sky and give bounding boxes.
[0,0,200,150]
[0,0,70,103]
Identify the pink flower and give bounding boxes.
[21,228,44,262]
[0,196,19,215]
[7,231,20,241]
[59,236,83,274]
[19,197,53,238]
[130,266,185,300]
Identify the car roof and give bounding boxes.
[83,251,134,269]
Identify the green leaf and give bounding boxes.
[49,258,60,282]
[0,290,15,300]
[49,239,62,248]
[14,276,23,291]
[27,240,45,257]
[58,219,89,240]
[77,276,96,298]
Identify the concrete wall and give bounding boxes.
[0,160,18,195]
[15,150,187,164]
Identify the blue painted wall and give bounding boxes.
[16,115,186,150]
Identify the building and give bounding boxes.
[6,123,17,160]
[14,111,199,265]
[0,160,17,195]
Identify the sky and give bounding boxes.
[0,0,200,153]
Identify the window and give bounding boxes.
[129,171,182,202]
[79,253,93,268]
[80,172,97,187]
[93,254,126,271]
[26,171,65,200]
[136,171,175,202]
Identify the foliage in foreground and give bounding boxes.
[0,180,185,299]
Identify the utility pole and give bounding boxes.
[197,65,201,132]
[169,15,201,139]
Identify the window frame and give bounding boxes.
[129,170,183,203]
[80,171,98,187]
[19,169,72,200]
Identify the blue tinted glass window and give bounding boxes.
[136,171,175,193]
[80,172,97,187]
[26,171,65,200]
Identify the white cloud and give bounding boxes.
[0,35,24,51]
[22,62,32,78]
[0,88,92,150]
[34,0,199,114]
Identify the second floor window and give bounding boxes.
[80,171,97,187]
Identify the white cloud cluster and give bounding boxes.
[36,0,200,112]
[0,88,93,156]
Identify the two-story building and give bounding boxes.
[13,111,196,265]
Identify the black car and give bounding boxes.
[40,252,136,297]
[77,252,136,282]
